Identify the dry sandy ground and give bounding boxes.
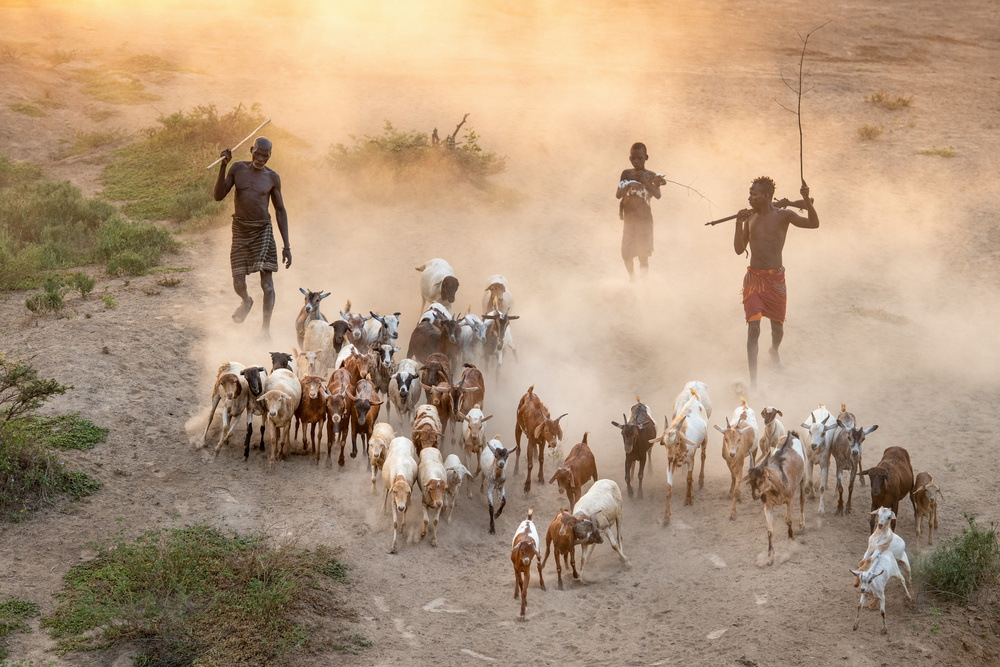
[2,1,1000,665]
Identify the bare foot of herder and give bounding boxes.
[232,297,253,323]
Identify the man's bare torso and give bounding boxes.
[230,162,277,221]
[747,209,793,270]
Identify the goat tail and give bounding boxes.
[841,403,847,413]
[527,508,533,521]
[740,396,748,408]
[635,394,641,403]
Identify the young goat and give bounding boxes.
[511,508,545,618]
[911,472,943,545]
[852,548,912,634]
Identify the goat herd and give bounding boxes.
[199,258,944,629]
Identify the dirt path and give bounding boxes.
[2,1,1000,665]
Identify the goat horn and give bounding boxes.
[554,413,568,424]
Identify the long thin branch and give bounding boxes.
[448,113,470,145]
[794,21,830,185]
[662,179,716,207]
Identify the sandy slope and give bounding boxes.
[2,1,1000,665]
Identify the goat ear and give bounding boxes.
[776,409,783,416]
[299,287,308,296]
[851,569,862,577]
[611,421,624,429]
[836,419,847,429]
[233,381,242,398]
[864,424,879,435]
[483,414,493,422]
[320,292,330,299]
[800,422,811,429]
[858,469,870,477]
[533,423,544,440]
[713,424,725,433]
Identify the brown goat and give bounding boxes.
[325,368,352,466]
[341,349,372,389]
[547,433,598,511]
[511,509,545,618]
[911,471,943,544]
[715,404,758,520]
[541,509,603,590]
[294,375,329,458]
[347,378,381,465]
[453,364,485,418]
[514,385,567,494]
[611,399,657,500]
[744,432,806,566]
[860,446,914,534]
[830,406,879,516]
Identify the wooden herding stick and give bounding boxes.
[205,118,272,170]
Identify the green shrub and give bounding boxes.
[0,599,40,661]
[0,353,69,424]
[101,104,272,222]
[24,276,65,313]
[328,119,507,194]
[41,525,350,664]
[0,179,115,246]
[916,514,1000,602]
[68,272,95,298]
[94,217,178,276]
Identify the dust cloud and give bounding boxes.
[19,1,998,479]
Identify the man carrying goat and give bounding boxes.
[214,136,291,339]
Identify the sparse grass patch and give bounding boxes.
[57,129,127,159]
[857,124,884,141]
[33,92,65,110]
[84,107,117,123]
[917,147,957,158]
[44,49,75,67]
[24,276,66,314]
[17,413,107,451]
[0,599,40,661]
[329,119,508,201]
[101,289,117,309]
[101,104,271,222]
[117,54,184,75]
[41,525,349,665]
[916,514,1000,603]
[156,277,182,288]
[8,103,45,118]
[74,68,157,105]
[866,89,913,110]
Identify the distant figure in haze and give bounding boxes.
[213,137,291,338]
[616,142,666,281]
[734,176,818,387]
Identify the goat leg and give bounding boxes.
[836,470,845,516]
[685,466,693,506]
[637,456,646,500]
[853,595,864,631]
[536,552,546,591]
[698,442,707,489]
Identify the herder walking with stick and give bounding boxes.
[734,177,818,387]
[213,135,291,338]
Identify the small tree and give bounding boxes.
[0,354,69,424]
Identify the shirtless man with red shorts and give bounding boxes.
[734,176,819,387]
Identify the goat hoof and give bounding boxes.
[627,488,634,499]
[489,527,496,535]
[350,451,357,459]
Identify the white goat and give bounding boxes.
[369,422,396,493]
[388,358,421,426]
[758,406,787,459]
[365,311,401,347]
[382,436,418,554]
[461,406,493,482]
[443,454,474,523]
[416,259,460,312]
[292,347,321,379]
[480,437,509,535]
[260,368,302,468]
[418,447,449,546]
[671,380,713,421]
[482,274,513,314]
[856,507,912,587]
[202,361,249,454]
[419,301,453,324]
[652,387,710,524]
[852,548,912,634]
[573,479,630,573]
[800,404,837,513]
[458,313,488,366]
